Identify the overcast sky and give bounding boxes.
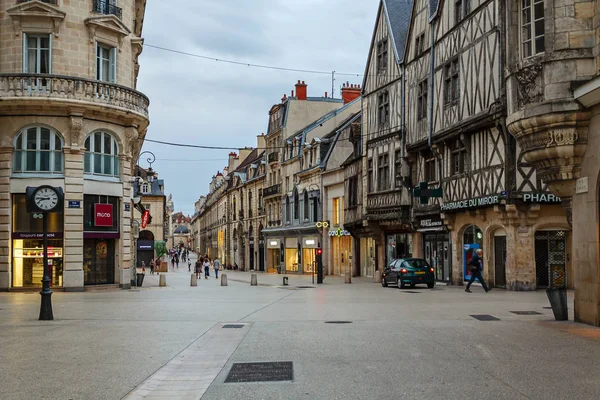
[137,0,379,216]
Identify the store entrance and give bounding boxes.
[84,239,115,285]
[423,234,450,282]
[535,231,567,289]
[494,236,507,288]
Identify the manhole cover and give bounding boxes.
[510,311,543,315]
[222,324,245,329]
[225,362,293,383]
[470,314,500,321]
[296,286,315,289]
[402,291,420,294]
[325,321,353,324]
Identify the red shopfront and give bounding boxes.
[83,195,119,285]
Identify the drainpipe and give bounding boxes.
[401,64,406,159]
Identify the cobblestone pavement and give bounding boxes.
[1,253,598,400]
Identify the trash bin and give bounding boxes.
[546,287,568,321]
[136,273,145,287]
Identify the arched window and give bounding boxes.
[142,182,149,194]
[84,132,119,177]
[303,191,309,220]
[13,126,63,174]
[293,187,299,220]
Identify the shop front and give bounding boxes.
[302,236,319,275]
[284,237,299,273]
[360,237,376,278]
[266,238,281,273]
[385,233,412,267]
[11,194,64,288]
[137,230,154,268]
[83,195,119,286]
[417,216,451,283]
[329,228,352,276]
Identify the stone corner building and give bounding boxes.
[0,0,150,290]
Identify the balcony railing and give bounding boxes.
[263,183,281,197]
[267,152,279,163]
[93,0,122,19]
[0,74,149,118]
[17,0,57,4]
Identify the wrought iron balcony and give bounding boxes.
[93,0,122,19]
[263,183,281,198]
[0,74,149,119]
[267,151,279,163]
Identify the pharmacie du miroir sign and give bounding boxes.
[441,195,501,211]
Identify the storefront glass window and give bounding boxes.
[12,239,63,288]
[285,248,299,272]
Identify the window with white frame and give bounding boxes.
[444,58,460,104]
[417,79,428,120]
[521,0,545,58]
[84,132,120,177]
[23,34,51,74]
[141,182,150,194]
[13,126,63,174]
[96,43,117,82]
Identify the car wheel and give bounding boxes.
[427,282,434,289]
[410,283,416,289]
[381,277,388,287]
[398,279,405,289]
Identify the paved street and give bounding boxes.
[1,254,600,400]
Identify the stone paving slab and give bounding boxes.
[123,323,251,399]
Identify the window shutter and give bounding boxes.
[94,42,99,80]
[109,47,117,83]
[23,34,28,73]
[48,34,53,74]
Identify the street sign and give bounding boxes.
[412,181,443,205]
[68,201,81,209]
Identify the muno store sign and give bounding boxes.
[94,204,113,227]
[441,195,501,211]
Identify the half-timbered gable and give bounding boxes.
[363,0,413,226]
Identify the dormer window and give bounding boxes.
[141,182,149,194]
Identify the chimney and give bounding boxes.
[295,80,307,100]
[238,147,253,164]
[257,133,266,150]
[341,82,361,104]
[281,93,287,103]
[228,152,238,171]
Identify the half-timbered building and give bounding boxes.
[359,0,415,279]
[403,0,570,290]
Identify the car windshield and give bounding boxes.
[405,259,430,269]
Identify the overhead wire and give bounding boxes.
[144,123,405,152]
[144,44,402,79]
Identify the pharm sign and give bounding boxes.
[94,204,113,227]
[141,210,151,229]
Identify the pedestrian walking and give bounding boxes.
[171,255,175,269]
[213,257,221,279]
[195,257,202,280]
[188,258,192,272]
[141,261,146,273]
[465,249,489,293]
[203,258,211,279]
[149,259,155,275]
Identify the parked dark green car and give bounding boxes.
[381,258,435,289]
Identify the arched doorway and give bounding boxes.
[137,230,155,269]
[462,225,482,282]
[258,224,265,272]
[249,224,255,271]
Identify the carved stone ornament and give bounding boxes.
[515,63,543,108]
[69,115,84,148]
[124,126,139,148]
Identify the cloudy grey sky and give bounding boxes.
[137,0,379,216]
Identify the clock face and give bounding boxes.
[34,187,59,211]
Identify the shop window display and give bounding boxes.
[12,239,63,288]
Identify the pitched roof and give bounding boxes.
[174,225,190,234]
[383,0,414,63]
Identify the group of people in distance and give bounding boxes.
[194,254,221,281]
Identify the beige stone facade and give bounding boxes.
[0,0,149,290]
